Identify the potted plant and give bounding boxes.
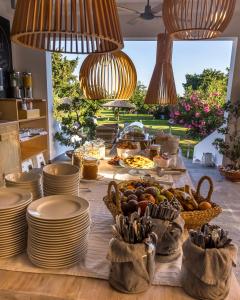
[213,101,240,181]
[54,97,101,158]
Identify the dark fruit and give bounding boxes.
[127,194,138,202]
[135,189,145,198]
[128,199,139,210]
[144,187,158,197]
[124,190,135,197]
[121,202,129,215]
[138,201,149,215]
[141,193,156,204]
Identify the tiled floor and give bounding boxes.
[183,158,240,281]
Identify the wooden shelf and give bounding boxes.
[20,132,48,143]
[19,116,47,123]
[0,98,49,165]
[22,149,48,162]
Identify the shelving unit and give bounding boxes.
[0,99,49,163]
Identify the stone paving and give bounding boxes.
[183,158,240,281]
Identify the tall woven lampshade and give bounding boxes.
[145,33,177,105]
[79,51,137,100]
[11,0,123,54]
[163,0,236,40]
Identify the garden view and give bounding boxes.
[52,53,228,158]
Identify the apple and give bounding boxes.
[140,193,156,204]
[138,200,149,215]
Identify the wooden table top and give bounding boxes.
[0,269,239,300]
[0,158,239,300]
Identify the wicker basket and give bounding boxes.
[103,181,122,219]
[103,177,222,228]
[103,180,163,219]
[219,167,240,182]
[180,176,222,229]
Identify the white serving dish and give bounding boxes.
[153,156,171,168]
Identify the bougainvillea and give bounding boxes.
[172,92,224,139]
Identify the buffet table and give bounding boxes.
[0,159,239,300]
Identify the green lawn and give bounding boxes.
[97,111,198,158]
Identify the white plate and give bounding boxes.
[28,229,89,244]
[43,164,79,177]
[0,188,32,210]
[43,187,79,193]
[28,220,90,233]
[28,244,87,260]
[28,238,88,252]
[28,242,87,258]
[28,253,85,269]
[5,172,41,183]
[28,234,89,247]
[80,175,104,183]
[26,211,89,225]
[27,195,89,221]
[28,224,90,239]
[43,191,79,197]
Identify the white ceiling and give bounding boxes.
[116,0,240,40]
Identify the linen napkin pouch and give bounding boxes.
[181,238,238,300]
[107,238,156,294]
[152,216,184,262]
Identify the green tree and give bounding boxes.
[52,53,80,99]
[129,81,149,113]
[183,68,228,106]
[51,53,102,147]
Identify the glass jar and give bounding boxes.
[82,157,99,180]
[149,144,161,160]
[72,148,84,169]
[22,73,32,88]
[84,144,101,160]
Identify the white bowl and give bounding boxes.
[153,156,171,168]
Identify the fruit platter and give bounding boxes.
[103,176,222,229]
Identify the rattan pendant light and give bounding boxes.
[145,33,177,105]
[11,0,123,54]
[79,51,137,100]
[163,0,236,40]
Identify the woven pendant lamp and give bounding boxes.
[11,0,123,54]
[79,51,137,100]
[163,0,236,40]
[145,33,177,105]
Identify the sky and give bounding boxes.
[66,40,233,96]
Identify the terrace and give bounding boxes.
[0,0,240,299]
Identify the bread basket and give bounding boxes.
[180,176,222,229]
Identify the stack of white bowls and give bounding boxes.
[0,188,32,258]
[43,164,80,196]
[5,171,42,201]
[27,195,90,268]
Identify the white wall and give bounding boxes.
[0,0,64,160]
[193,130,224,166]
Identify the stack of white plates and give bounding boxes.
[5,171,42,201]
[43,164,80,196]
[27,195,90,268]
[0,188,32,258]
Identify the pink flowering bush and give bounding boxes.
[172,92,224,139]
